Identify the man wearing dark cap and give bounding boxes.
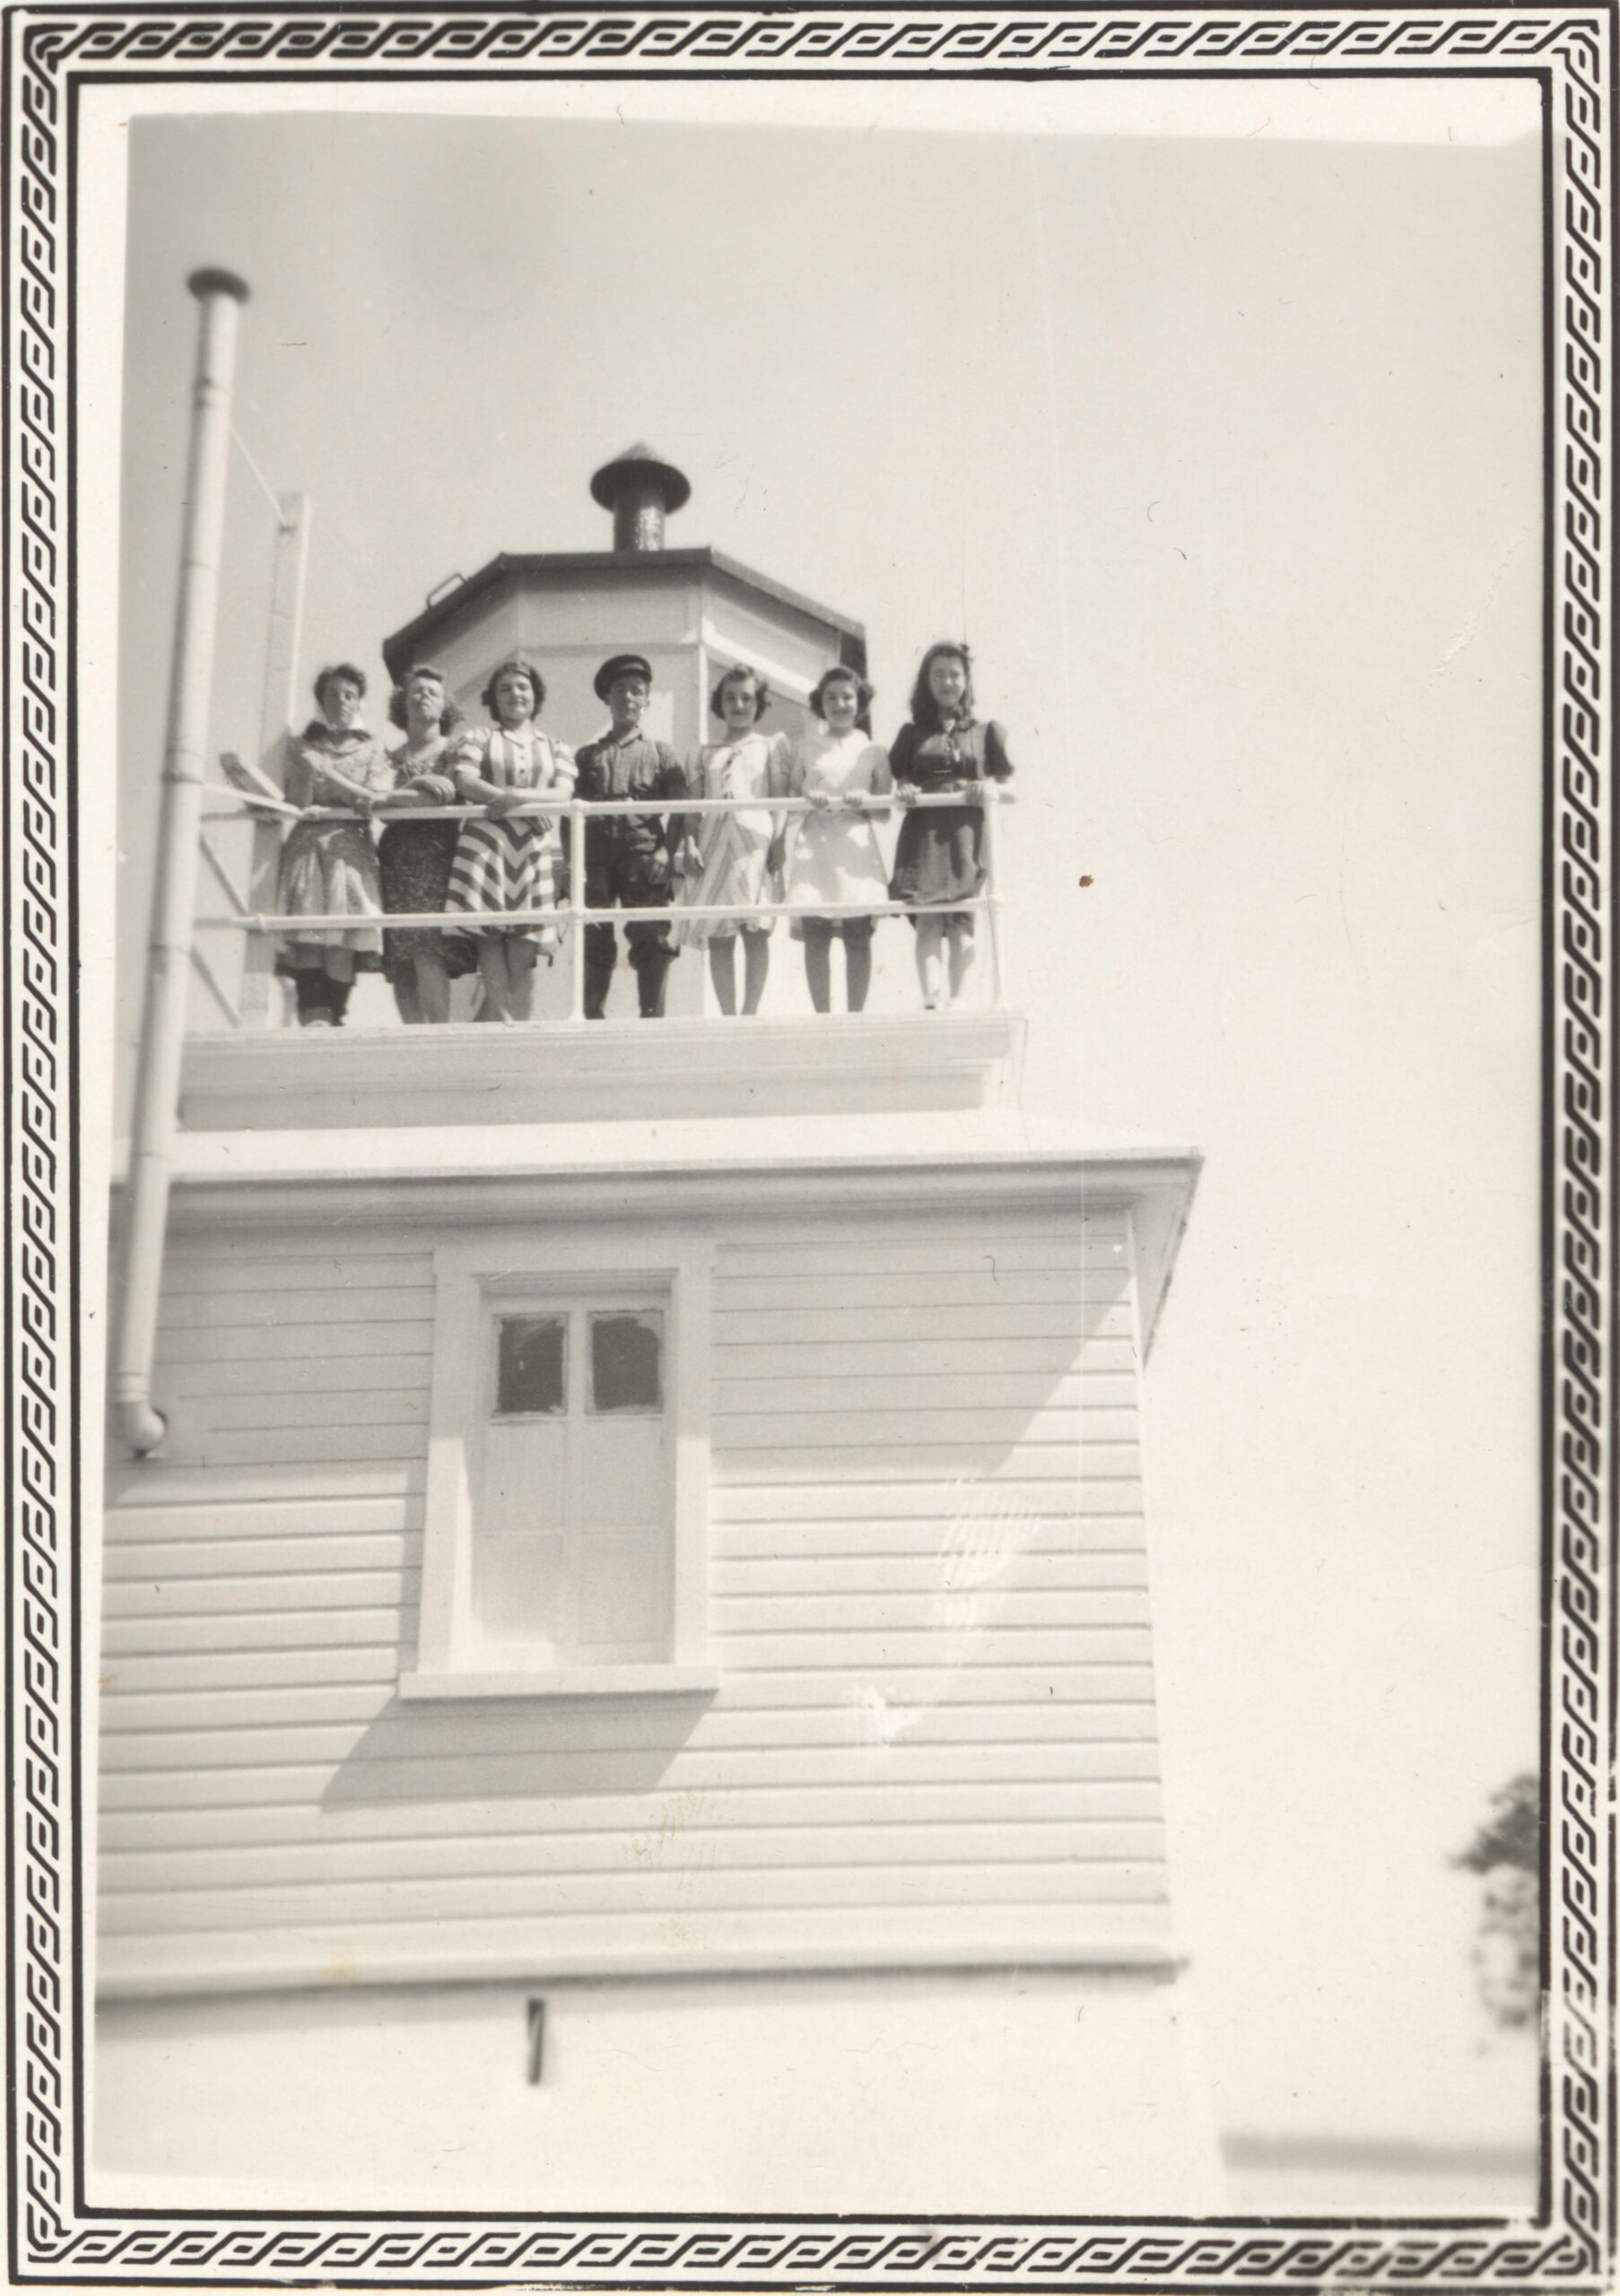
[574,655,695,1019]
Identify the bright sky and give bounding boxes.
[100,78,1544,2163]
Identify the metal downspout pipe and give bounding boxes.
[111,268,248,1456]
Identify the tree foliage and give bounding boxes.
[1454,1771,1538,1875]
[1454,1773,1539,2031]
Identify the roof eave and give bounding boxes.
[382,547,866,680]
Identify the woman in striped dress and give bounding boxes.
[444,656,576,1023]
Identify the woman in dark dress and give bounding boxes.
[888,641,1014,1008]
[378,663,472,1025]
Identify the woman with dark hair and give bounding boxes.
[274,662,395,1028]
[377,664,472,1025]
[443,655,575,1024]
[888,640,1014,1009]
[675,663,789,1016]
[777,663,891,1013]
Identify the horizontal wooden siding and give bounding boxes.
[100,1211,1168,1987]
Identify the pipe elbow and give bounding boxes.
[116,1396,169,1457]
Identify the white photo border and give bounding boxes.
[5,4,1611,2287]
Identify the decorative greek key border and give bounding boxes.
[4,4,1611,2286]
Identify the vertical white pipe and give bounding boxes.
[112,268,248,1455]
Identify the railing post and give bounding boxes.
[239,491,311,1028]
[568,803,586,1022]
[982,779,1006,1009]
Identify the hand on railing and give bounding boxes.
[202,788,1010,823]
[301,796,379,820]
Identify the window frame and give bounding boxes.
[400,1229,716,1702]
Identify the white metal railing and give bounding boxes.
[194,783,1012,1022]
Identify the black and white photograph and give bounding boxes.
[5,3,1613,2285]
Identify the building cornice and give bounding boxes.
[136,1142,1200,1353]
[382,546,867,680]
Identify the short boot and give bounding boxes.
[583,954,616,1022]
[634,946,675,1019]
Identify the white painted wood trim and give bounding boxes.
[97,1935,1180,2001]
[397,1665,720,1702]
[672,1247,711,1665]
[150,1152,1198,1352]
[415,1227,715,1692]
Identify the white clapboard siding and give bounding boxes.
[100,1690,1160,1757]
[98,1757,1163,1847]
[100,1741,1167,1834]
[99,1648,412,1696]
[712,1590,1152,1632]
[98,1709,1164,1803]
[718,1413,1138,1455]
[101,1667,1154,1734]
[106,1460,426,1507]
[101,1610,411,1658]
[104,1533,424,1582]
[100,1857,1168,1938]
[97,1684,1161,1815]
[102,1570,421,1618]
[158,1320,432,1365]
[102,1807,1167,1894]
[712,1517,1147,1556]
[102,1494,425,1542]
[161,1287,435,1329]
[101,1208,1169,1982]
[710,1552,1148,1595]
[182,1391,431,1434]
[720,1344,1139,1386]
[719,1242,1129,1277]
[147,1426,429,1469]
[717,1274,1134,1313]
[165,1354,433,1399]
[710,1482,1143,1521]
[719,1377,1137,1420]
[164,1252,433,1295]
[716,1311,1138,1350]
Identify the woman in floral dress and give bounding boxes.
[275,663,396,1028]
[377,662,472,1025]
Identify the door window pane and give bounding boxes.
[588,1309,663,1413]
[496,1315,566,1416]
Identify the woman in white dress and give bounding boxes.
[675,663,789,1016]
[775,665,892,1013]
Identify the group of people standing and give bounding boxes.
[269,640,1012,1026]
